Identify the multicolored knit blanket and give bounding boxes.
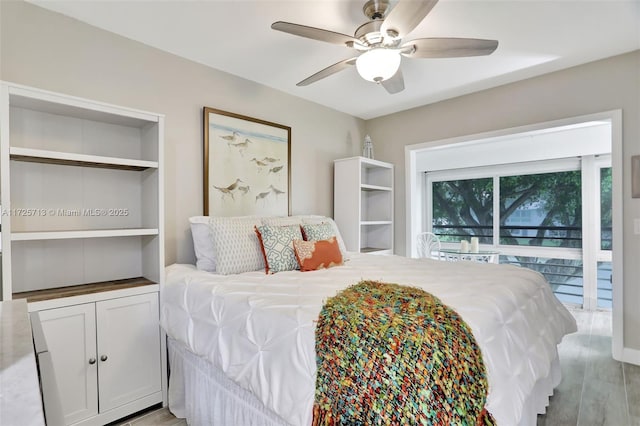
[312,280,495,426]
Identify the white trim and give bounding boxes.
[404,148,419,256]
[621,347,640,366]
[582,156,597,311]
[0,83,13,301]
[425,157,581,182]
[405,109,624,362]
[610,110,624,362]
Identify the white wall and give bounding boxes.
[0,1,366,264]
[365,50,640,351]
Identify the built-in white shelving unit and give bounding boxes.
[334,156,394,254]
[0,81,166,425]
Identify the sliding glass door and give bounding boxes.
[425,155,610,309]
[596,164,612,308]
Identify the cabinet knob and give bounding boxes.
[100,355,108,362]
[88,358,96,365]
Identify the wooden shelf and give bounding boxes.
[11,228,159,241]
[12,277,156,303]
[10,147,158,171]
[360,220,392,226]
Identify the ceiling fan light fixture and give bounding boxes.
[355,48,401,83]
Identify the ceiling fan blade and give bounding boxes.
[272,21,362,48]
[402,38,498,58]
[381,69,405,94]
[297,58,358,87]
[381,0,438,38]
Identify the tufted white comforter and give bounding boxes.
[161,254,577,426]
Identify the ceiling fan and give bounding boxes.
[271,0,498,94]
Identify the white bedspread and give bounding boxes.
[161,254,577,426]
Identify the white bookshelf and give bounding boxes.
[1,82,164,298]
[334,156,394,254]
[0,82,166,424]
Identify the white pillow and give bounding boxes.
[189,217,217,272]
[207,216,265,275]
[261,216,302,227]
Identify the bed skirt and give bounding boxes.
[168,338,289,426]
[167,337,561,426]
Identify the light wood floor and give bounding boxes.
[121,309,638,426]
[537,309,640,426]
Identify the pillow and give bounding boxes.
[255,224,303,274]
[300,216,349,260]
[301,222,335,242]
[261,216,302,227]
[293,237,343,272]
[206,216,265,275]
[189,216,216,272]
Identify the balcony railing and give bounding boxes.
[432,224,612,248]
[431,224,612,308]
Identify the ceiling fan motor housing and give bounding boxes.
[362,0,390,20]
[358,0,399,46]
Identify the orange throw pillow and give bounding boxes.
[293,237,343,272]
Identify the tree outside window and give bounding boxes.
[431,170,586,302]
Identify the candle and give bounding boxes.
[460,240,469,253]
[470,237,479,253]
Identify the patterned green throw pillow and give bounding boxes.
[301,223,335,242]
[255,224,303,274]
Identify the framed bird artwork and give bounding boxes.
[203,107,291,216]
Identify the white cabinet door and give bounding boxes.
[38,303,98,425]
[95,293,161,412]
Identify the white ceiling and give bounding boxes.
[28,0,640,120]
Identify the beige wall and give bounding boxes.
[0,1,365,264]
[366,50,640,349]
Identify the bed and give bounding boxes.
[161,215,577,426]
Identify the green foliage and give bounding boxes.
[432,171,584,247]
[600,168,613,250]
[431,169,612,289]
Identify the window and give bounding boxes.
[425,156,609,309]
[597,166,612,308]
[499,171,582,248]
[601,167,612,250]
[432,178,493,244]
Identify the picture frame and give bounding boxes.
[633,155,640,198]
[203,107,291,216]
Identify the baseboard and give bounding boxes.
[70,392,163,426]
[621,346,640,366]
